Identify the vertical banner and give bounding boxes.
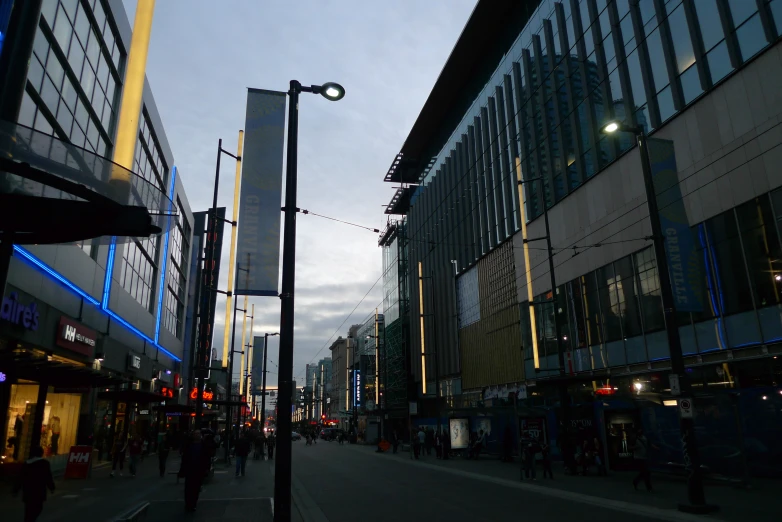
[235,89,287,296]
[648,139,702,312]
[251,335,264,396]
[197,208,226,372]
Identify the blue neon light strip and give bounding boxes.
[154,166,177,342]
[13,245,181,361]
[102,236,117,309]
[14,246,100,306]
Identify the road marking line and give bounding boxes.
[62,494,79,499]
[150,497,272,502]
[376,453,726,522]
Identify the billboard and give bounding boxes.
[450,418,470,450]
[648,139,702,312]
[235,89,287,296]
[196,208,226,372]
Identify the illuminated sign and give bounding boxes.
[1,292,39,330]
[160,387,175,399]
[0,371,6,382]
[57,316,97,356]
[354,370,361,407]
[189,388,214,401]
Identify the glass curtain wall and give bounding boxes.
[407,0,781,283]
[521,188,782,376]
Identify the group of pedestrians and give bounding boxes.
[108,432,146,478]
[233,430,275,477]
[411,427,451,460]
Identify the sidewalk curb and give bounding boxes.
[363,446,727,522]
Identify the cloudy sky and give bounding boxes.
[121,0,476,386]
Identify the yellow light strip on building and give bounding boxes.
[111,0,155,180]
[375,307,379,405]
[222,130,244,367]
[418,261,427,395]
[515,158,540,370]
[245,303,255,403]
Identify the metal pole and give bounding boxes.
[224,292,239,462]
[261,333,269,431]
[636,132,712,512]
[196,139,223,429]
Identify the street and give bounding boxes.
[290,442,722,522]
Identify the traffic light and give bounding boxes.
[321,414,326,420]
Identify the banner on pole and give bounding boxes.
[235,88,287,296]
[648,138,702,312]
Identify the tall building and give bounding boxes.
[385,0,782,476]
[0,0,194,472]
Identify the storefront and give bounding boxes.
[0,289,125,476]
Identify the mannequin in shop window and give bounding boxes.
[49,417,60,456]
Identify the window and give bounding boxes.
[694,0,726,52]
[597,264,623,342]
[164,201,190,338]
[582,272,604,346]
[735,14,767,61]
[613,255,643,337]
[736,196,782,308]
[667,4,696,74]
[705,210,754,315]
[634,248,665,332]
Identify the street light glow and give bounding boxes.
[320,82,345,101]
[603,121,619,133]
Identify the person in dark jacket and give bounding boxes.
[158,432,171,478]
[267,432,276,460]
[13,446,55,522]
[179,430,211,513]
[234,433,251,477]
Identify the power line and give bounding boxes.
[297,208,380,233]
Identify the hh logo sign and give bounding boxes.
[64,445,93,479]
[64,325,76,342]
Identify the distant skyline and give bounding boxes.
[121,0,476,385]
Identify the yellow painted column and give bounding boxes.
[222,131,244,367]
[516,158,539,370]
[245,304,255,403]
[418,261,427,394]
[111,0,155,185]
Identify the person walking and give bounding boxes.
[424,428,434,457]
[523,439,538,480]
[179,430,211,513]
[12,446,55,522]
[267,432,276,460]
[392,430,399,454]
[441,428,450,460]
[417,428,426,459]
[127,434,143,477]
[109,433,127,478]
[235,433,250,477]
[632,428,655,491]
[473,429,486,460]
[158,432,171,478]
[594,436,607,476]
[540,438,553,479]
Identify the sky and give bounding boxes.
[121,0,476,387]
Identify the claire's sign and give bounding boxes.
[1,292,39,330]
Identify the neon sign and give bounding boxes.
[160,387,174,399]
[189,388,214,401]
[0,371,6,383]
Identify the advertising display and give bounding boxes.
[63,445,92,479]
[449,418,470,450]
[235,89,287,296]
[520,417,547,442]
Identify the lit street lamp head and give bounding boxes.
[318,82,345,101]
[602,121,620,134]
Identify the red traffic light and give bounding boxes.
[321,414,326,419]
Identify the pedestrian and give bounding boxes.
[267,432,276,460]
[593,436,607,476]
[109,433,127,478]
[425,428,434,456]
[501,425,513,463]
[540,437,553,479]
[473,429,486,459]
[441,428,450,460]
[179,430,211,513]
[254,432,265,460]
[12,445,55,522]
[523,439,538,480]
[128,434,143,477]
[158,432,170,478]
[417,428,426,459]
[434,430,442,459]
[235,432,250,477]
[632,428,656,492]
[392,430,399,454]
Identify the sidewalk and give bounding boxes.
[362,445,779,522]
[1,452,282,522]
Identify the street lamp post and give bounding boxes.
[601,120,715,514]
[261,332,279,434]
[275,80,343,522]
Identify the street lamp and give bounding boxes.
[275,80,344,522]
[601,119,715,514]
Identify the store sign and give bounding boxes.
[0,371,6,382]
[160,387,175,399]
[64,446,92,479]
[128,354,141,371]
[190,388,214,401]
[354,370,361,407]
[56,317,97,356]
[1,292,39,331]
